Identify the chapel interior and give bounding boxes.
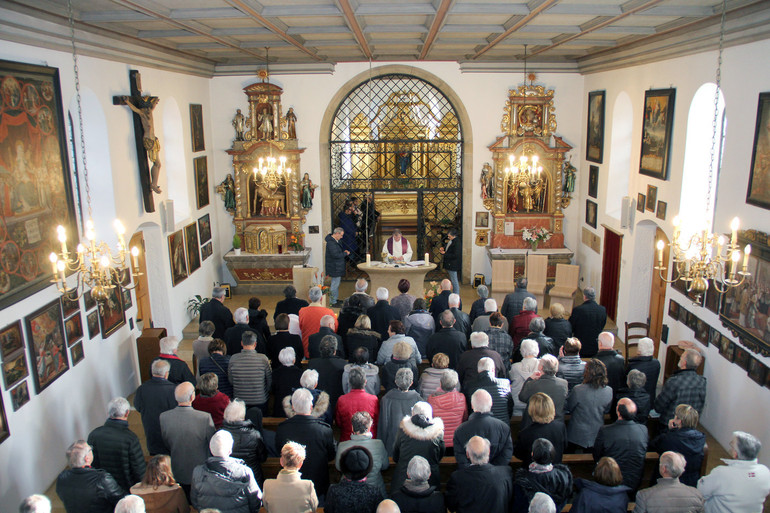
[1,0,770,510]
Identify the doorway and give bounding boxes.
[600,227,623,321]
[129,231,152,329]
[648,228,670,356]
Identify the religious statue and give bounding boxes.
[216,173,236,213]
[300,172,317,209]
[480,163,493,200]
[259,108,273,140]
[563,157,576,194]
[232,109,245,141]
[286,107,297,139]
[253,179,285,216]
[118,95,162,194]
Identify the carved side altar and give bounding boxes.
[483,79,575,278]
[220,73,313,292]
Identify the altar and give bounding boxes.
[357,262,437,300]
[224,249,311,294]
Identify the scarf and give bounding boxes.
[404,478,431,493]
[528,462,553,473]
[387,236,408,254]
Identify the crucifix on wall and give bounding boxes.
[113,70,161,213]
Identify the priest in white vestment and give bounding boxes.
[382,229,413,262]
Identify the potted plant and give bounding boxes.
[187,295,209,319]
[233,234,242,255]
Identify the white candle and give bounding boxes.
[366,253,371,265]
[743,244,752,269]
[425,253,430,265]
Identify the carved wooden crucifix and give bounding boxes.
[113,70,160,213]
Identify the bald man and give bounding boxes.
[376,499,401,513]
[160,382,215,496]
[593,398,649,491]
[446,436,514,513]
[429,279,462,323]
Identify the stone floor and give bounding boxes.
[43,281,747,512]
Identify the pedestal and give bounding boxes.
[224,249,311,294]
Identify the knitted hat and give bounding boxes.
[340,446,373,481]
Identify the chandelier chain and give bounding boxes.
[706,0,727,217]
[67,0,92,220]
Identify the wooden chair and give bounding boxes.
[547,264,579,314]
[526,254,548,308]
[491,260,516,306]
[624,321,650,362]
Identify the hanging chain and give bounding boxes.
[67,0,92,220]
[706,0,726,218]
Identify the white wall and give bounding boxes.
[581,39,770,466]
[0,42,220,510]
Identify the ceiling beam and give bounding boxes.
[224,0,322,61]
[109,0,270,61]
[419,0,453,59]
[472,0,559,59]
[527,0,666,58]
[336,0,372,60]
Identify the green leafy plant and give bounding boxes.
[187,295,209,317]
[232,234,242,249]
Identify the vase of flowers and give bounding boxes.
[522,227,552,251]
[289,233,304,253]
[424,281,440,308]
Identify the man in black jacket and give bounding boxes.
[224,307,263,357]
[440,228,461,294]
[308,314,344,359]
[308,336,347,410]
[273,285,309,319]
[501,278,537,326]
[457,332,506,385]
[134,359,177,455]
[87,397,146,493]
[593,398,649,491]
[56,440,124,512]
[428,279,454,323]
[463,358,513,424]
[275,388,336,501]
[367,288,401,341]
[448,293,471,339]
[518,355,568,430]
[446,435,514,513]
[199,286,234,339]
[157,336,195,385]
[266,313,304,367]
[568,287,607,357]
[325,227,348,307]
[426,310,467,369]
[453,390,513,468]
[627,336,661,405]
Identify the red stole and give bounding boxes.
[387,237,408,254]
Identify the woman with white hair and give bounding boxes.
[270,346,303,417]
[626,336,660,404]
[391,402,445,493]
[509,339,540,415]
[390,456,445,513]
[469,285,490,324]
[222,399,267,486]
[282,368,332,424]
[191,430,262,513]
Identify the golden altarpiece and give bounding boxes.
[220,76,312,293]
[483,79,575,278]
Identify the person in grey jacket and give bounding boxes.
[191,430,262,513]
[556,338,586,391]
[501,277,537,325]
[378,368,422,456]
[566,359,613,450]
[634,451,704,513]
[336,411,389,496]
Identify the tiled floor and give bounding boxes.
[43,282,744,512]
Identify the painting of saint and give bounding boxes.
[167,230,188,286]
[25,300,69,393]
[747,93,770,209]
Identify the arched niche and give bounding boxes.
[161,97,191,224]
[606,92,633,220]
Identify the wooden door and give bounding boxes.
[649,228,670,357]
[600,228,623,321]
[129,231,152,329]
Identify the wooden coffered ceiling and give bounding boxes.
[2,0,770,76]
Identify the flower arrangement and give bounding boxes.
[423,281,440,308]
[289,233,303,252]
[312,271,330,295]
[522,227,552,250]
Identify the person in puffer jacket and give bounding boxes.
[427,369,467,453]
[221,399,267,486]
[191,430,261,513]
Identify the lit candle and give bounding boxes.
[672,216,681,242]
[717,236,724,258]
[730,217,739,246]
[743,244,752,269]
[57,260,66,286]
[366,253,371,265]
[57,225,67,255]
[49,252,58,276]
[656,240,664,266]
[131,246,140,268]
[425,253,430,265]
[730,250,740,277]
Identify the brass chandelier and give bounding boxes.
[654,0,750,302]
[50,0,141,302]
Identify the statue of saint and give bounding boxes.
[122,95,161,193]
[259,108,273,139]
[480,163,493,200]
[232,109,245,141]
[286,108,297,139]
[564,159,576,194]
[217,174,236,212]
[300,173,317,209]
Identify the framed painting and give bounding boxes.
[646,185,657,212]
[99,285,125,338]
[61,291,79,318]
[168,230,188,286]
[586,90,605,163]
[748,357,767,386]
[639,88,676,180]
[678,305,688,324]
[719,334,734,360]
[588,165,599,198]
[704,280,722,314]
[185,222,201,274]
[194,156,209,209]
[694,318,709,344]
[637,193,645,213]
[83,289,96,311]
[122,289,133,311]
[708,327,721,347]
[10,380,30,411]
[25,299,69,393]
[64,313,83,346]
[190,103,205,152]
[0,59,78,311]
[201,242,213,261]
[656,201,667,221]
[2,350,28,389]
[86,309,99,340]
[475,211,489,228]
[585,199,597,229]
[0,321,24,360]
[685,311,698,332]
[668,299,680,320]
[70,341,84,366]
[0,391,8,444]
[198,213,211,244]
[746,92,770,209]
[733,345,750,371]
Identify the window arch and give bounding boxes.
[606,92,633,219]
[679,83,725,233]
[162,97,190,223]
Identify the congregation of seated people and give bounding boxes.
[32,283,770,513]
